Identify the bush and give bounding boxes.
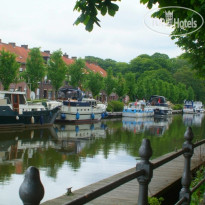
[173,104,183,110]
[107,100,124,112]
[148,197,164,205]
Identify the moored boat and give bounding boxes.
[122,100,154,118]
[183,100,195,114]
[0,91,60,129]
[56,88,105,123]
[148,95,172,116]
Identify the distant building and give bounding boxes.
[0,39,107,100]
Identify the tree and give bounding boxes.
[125,72,136,101]
[23,48,46,91]
[67,58,85,88]
[187,86,195,101]
[115,73,126,100]
[74,0,205,78]
[0,50,20,90]
[86,71,104,98]
[74,0,119,31]
[47,50,67,98]
[130,55,161,76]
[103,68,115,100]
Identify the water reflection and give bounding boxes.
[122,116,172,136]
[0,115,204,205]
[183,113,205,126]
[54,122,107,139]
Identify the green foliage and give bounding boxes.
[125,72,136,101]
[190,166,205,204]
[67,58,85,88]
[106,100,124,112]
[130,55,161,75]
[104,68,115,98]
[23,48,46,91]
[140,0,205,78]
[47,50,67,94]
[173,104,183,110]
[86,71,104,97]
[0,49,20,90]
[115,73,126,99]
[74,0,119,31]
[148,196,164,205]
[85,56,117,71]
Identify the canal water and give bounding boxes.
[0,114,204,205]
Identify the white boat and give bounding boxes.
[193,101,205,113]
[122,100,154,118]
[183,100,194,114]
[0,91,59,128]
[56,88,105,123]
[148,95,172,116]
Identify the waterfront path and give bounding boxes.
[42,144,205,205]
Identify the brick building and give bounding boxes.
[0,39,107,100]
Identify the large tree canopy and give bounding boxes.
[23,48,46,91]
[0,50,19,90]
[74,0,205,78]
[47,50,67,96]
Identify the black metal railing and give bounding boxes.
[19,127,205,205]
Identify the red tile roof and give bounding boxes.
[0,43,29,63]
[62,56,74,65]
[85,62,107,77]
[0,41,107,77]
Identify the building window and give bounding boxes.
[19,68,23,72]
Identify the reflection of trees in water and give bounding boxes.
[0,164,15,182]
[0,116,205,182]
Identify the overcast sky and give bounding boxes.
[0,0,183,62]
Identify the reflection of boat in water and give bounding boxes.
[122,116,172,136]
[122,100,154,118]
[0,128,58,165]
[54,122,107,139]
[183,113,205,126]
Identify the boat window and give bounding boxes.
[19,94,26,104]
[5,94,11,104]
[13,95,18,103]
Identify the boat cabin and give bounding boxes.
[0,91,45,114]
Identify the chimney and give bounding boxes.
[21,45,28,49]
[0,39,2,44]
[63,53,69,58]
[44,50,50,55]
[72,56,77,60]
[9,42,16,47]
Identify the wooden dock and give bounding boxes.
[42,144,205,205]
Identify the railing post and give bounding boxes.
[179,127,194,205]
[19,166,44,205]
[136,139,153,205]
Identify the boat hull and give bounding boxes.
[122,110,154,118]
[56,102,103,123]
[0,106,59,128]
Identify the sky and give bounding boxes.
[0,0,184,63]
